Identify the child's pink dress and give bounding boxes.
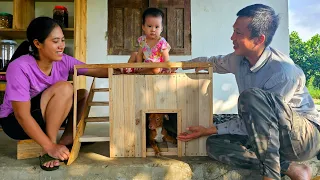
[122,35,171,73]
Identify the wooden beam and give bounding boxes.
[74,62,212,69]
[74,0,87,89]
[13,0,35,29]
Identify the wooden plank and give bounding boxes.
[0,28,74,39]
[177,74,187,156]
[135,75,146,157]
[114,8,124,48]
[108,68,115,157]
[72,65,79,139]
[67,76,95,165]
[145,75,155,109]
[93,88,109,92]
[88,101,109,106]
[141,109,147,157]
[110,75,125,157]
[79,136,110,142]
[198,74,212,156]
[123,75,135,157]
[17,139,42,160]
[13,0,35,29]
[74,0,86,89]
[74,62,212,69]
[175,9,184,48]
[85,116,109,122]
[153,75,177,109]
[177,109,182,157]
[185,73,199,156]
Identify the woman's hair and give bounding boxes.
[142,7,164,25]
[10,17,61,62]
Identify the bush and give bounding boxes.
[290,31,320,88]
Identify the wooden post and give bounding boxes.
[13,0,35,29]
[74,0,87,89]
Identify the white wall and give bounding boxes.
[86,0,289,116]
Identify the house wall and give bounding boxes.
[86,0,289,117]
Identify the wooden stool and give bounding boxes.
[17,139,42,159]
[16,127,65,159]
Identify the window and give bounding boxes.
[107,0,191,55]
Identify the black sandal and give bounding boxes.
[39,154,59,171]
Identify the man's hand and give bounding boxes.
[177,126,208,142]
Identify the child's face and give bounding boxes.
[142,16,163,39]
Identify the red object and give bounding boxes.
[121,68,135,74]
[54,5,68,12]
[0,75,6,81]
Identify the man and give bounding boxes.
[178,4,320,180]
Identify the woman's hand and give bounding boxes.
[45,143,70,161]
[177,125,217,142]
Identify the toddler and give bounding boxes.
[122,7,171,74]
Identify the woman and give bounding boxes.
[0,17,110,171]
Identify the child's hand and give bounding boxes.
[170,68,177,73]
[195,67,207,73]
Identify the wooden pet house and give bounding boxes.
[68,62,213,164]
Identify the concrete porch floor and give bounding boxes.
[1,123,320,180]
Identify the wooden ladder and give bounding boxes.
[67,77,110,165]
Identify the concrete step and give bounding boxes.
[0,131,319,180]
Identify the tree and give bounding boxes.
[290,31,320,88]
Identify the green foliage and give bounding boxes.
[307,77,320,99]
[290,31,320,88]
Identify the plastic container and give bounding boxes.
[0,12,13,28]
[0,40,17,71]
[53,6,68,28]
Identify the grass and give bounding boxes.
[307,85,320,105]
[307,76,320,105]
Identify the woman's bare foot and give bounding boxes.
[42,159,60,168]
[284,162,311,180]
[41,151,60,168]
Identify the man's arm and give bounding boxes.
[183,53,242,74]
[178,117,248,142]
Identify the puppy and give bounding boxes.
[148,113,177,156]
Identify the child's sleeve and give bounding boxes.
[160,39,171,52]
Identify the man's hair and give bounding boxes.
[237,4,279,47]
[142,8,164,25]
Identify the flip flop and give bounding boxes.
[39,154,59,171]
